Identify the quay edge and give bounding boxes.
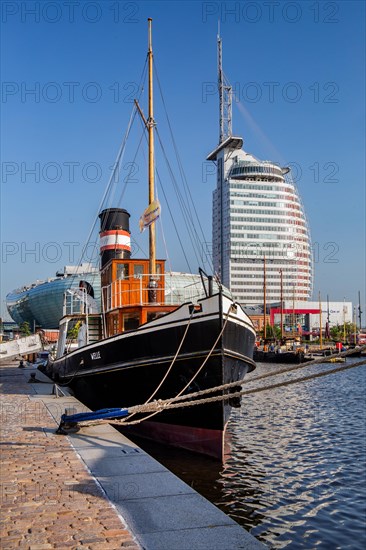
[0,359,266,550]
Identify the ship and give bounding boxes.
[43,19,256,460]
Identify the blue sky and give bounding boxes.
[1,0,365,319]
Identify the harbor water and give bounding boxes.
[131,358,366,549]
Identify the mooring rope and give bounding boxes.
[73,357,365,428]
[125,307,195,423]
[124,345,366,416]
[247,345,366,385]
[121,302,235,425]
[113,358,366,421]
[71,303,235,427]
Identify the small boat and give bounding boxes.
[253,349,311,364]
[43,19,256,460]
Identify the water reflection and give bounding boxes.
[129,360,366,548]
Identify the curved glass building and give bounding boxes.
[208,142,313,305]
[6,265,101,329]
[207,36,313,306]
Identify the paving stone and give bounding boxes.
[0,363,141,550]
[1,361,266,550]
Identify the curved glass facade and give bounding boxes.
[212,149,313,306]
[230,161,285,179]
[6,270,101,329]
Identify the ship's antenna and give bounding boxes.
[217,30,232,144]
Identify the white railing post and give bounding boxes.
[84,288,89,344]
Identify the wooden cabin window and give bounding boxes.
[123,313,140,331]
[117,263,129,280]
[133,264,144,278]
[147,311,168,322]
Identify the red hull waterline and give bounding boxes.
[126,420,228,460]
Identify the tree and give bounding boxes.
[19,321,31,336]
[330,322,356,342]
[269,324,282,339]
[259,324,281,340]
[67,320,81,341]
[330,324,341,340]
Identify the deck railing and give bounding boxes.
[63,288,99,316]
[102,273,207,312]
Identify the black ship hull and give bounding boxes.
[46,294,256,459]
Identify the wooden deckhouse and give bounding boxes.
[101,254,177,337]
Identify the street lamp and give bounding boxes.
[263,255,267,339]
[358,290,363,331]
[319,291,323,350]
[279,268,284,339]
[251,256,269,340]
[292,282,296,337]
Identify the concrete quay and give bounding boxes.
[0,360,266,550]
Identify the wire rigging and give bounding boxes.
[153,60,214,272]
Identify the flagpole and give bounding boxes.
[319,291,322,350]
[263,256,267,340]
[358,290,362,331]
[292,283,295,338]
[280,268,283,340]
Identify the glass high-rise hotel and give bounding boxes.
[207,37,313,306]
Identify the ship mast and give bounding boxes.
[147,18,157,301]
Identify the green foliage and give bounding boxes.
[259,324,282,340]
[67,320,81,340]
[330,322,357,341]
[330,324,341,340]
[19,321,31,336]
[268,324,282,339]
